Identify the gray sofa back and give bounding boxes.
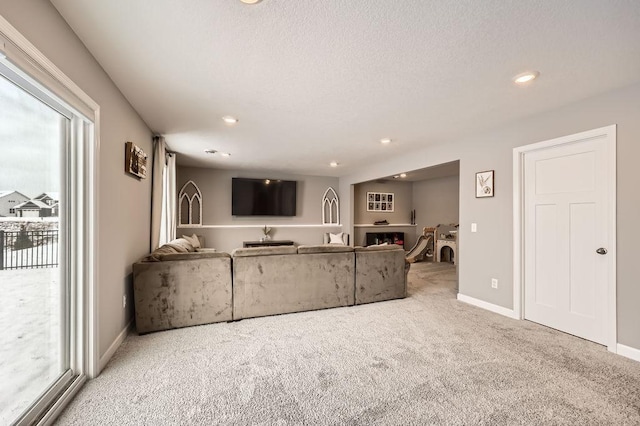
[232,245,355,320]
[355,245,408,305]
[133,251,233,333]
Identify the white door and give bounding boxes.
[523,134,611,345]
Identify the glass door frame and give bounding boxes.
[1,14,100,426]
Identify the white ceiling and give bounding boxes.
[378,161,459,183]
[51,0,640,177]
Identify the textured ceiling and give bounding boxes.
[51,0,640,177]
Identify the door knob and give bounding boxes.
[596,248,608,255]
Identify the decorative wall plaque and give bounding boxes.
[125,141,148,179]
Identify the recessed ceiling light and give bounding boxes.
[204,149,231,157]
[222,115,238,124]
[513,71,540,85]
[393,175,400,179]
[380,138,392,145]
[330,161,339,167]
[400,173,407,178]
[240,0,262,3]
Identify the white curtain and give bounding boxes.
[159,153,176,245]
[151,136,176,250]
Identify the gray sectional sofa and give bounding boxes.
[132,240,408,333]
[232,245,355,320]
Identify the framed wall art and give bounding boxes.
[476,170,494,198]
[367,192,394,212]
[125,141,148,179]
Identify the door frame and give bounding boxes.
[1,12,100,425]
[512,125,617,352]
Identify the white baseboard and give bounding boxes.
[98,320,133,373]
[616,343,640,363]
[457,293,519,319]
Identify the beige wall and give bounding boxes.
[340,82,640,352]
[412,175,460,240]
[353,180,415,248]
[354,180,413,225]
[176,166,341,253]
[0,2,153,358]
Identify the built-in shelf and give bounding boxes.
[365,231,405,248]
[354,223,416,228]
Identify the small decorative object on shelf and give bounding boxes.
[410,209,416,225]
[260,225,272,242]
[373,220,389,225]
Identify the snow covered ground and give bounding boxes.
[0,267,61,425]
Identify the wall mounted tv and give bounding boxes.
[232,178,297,216]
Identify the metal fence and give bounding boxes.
[0,230,59,270]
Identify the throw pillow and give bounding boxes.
[182,234,201,249]
[329,232,345,244]
[166,238,194,253]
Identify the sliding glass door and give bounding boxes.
[0,63,73,425]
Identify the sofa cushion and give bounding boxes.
[145,237,197,261]
[166,237,195,253]
[181,234,201,249]
[323,232,349,245]
[232,246,298,257]
[297,244,354,254]
[329,232,345,244]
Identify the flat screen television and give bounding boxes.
[232,178,297,216]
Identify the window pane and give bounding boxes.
[0,73,69,424]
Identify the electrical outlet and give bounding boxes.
[123,295,127,309]
[471,223,477,233]
[491,278,498,289]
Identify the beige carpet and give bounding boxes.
[56,262,640,425]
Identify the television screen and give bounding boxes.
[232,178,297,216]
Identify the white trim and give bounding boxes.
[616,344,640,363]
[0,16,99,116]
[457,293,519,319]
[354,223,417,227]
[513,125,617,352]
[88,111,100,379]
[37,375,86,426]
[512,148,523,320]
[98,321,132,373]
[178,223,342,229]
[1,15,101,425]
